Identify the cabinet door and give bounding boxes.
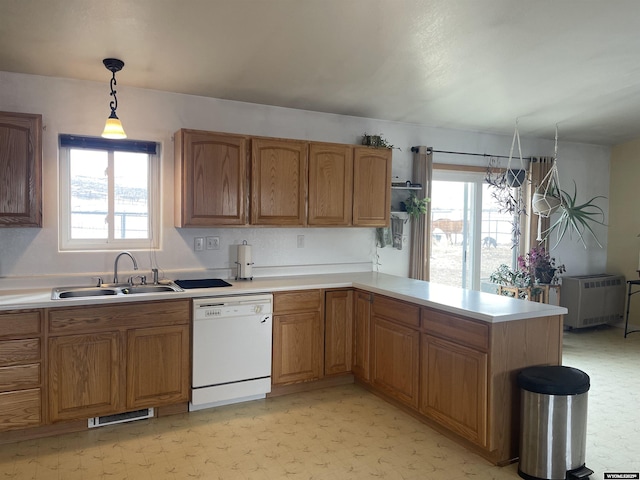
[0,389,41,431]
[0,111,42,227]
[126,325,190,409]
[272,312,323,385]
[308,143,353,226]
[371,317,419,408]
[353,147,391,227]
[251,138,308,225]
[420,334,488,447]
[48,332,123,422]
[174,129,248,226]
[324,289,353,375]
[353,291,372,381]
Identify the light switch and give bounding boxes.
[194,237,204,251]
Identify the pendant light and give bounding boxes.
[101,58,127,139]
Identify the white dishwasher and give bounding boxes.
[190,293,273,411]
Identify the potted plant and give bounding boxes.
[489,264,533,299]
[403,192,429,220]
[517,246,566,284]
[361,132,399,150]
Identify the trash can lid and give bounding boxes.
[517,365,590,395]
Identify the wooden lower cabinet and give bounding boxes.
[324,289,353,375]
[420,334,488,447]
[0,389,41,431]
[352,291,372,381]
[371,316,420,409]
[47,300,190,423]
[272,290,323,385]
[126,325,190,409]
[0,309,44,432]
[48,332,122,422]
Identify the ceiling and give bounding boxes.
[2,0,640,146]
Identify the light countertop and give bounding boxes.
[0,272,566,323]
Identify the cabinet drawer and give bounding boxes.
[274,290,322,313]
[0,388,42,432]
[372,295,420,328]
[48,299,190,334]
[0,310,42,338]
[421,308,489,351]
[0,338,41,366]
[0,364,40,391]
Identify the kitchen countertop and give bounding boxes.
[0,271,566,323]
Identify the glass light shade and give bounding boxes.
[102,116,127,139]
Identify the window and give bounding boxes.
[429,168,517,290]
[59,135,160,251]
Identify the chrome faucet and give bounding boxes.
[113,251,138,284]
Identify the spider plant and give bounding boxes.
[544,180,606,248]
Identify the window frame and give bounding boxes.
[58,135,161,251]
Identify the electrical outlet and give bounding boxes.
[206,236,220,250]
[194,237,204,251]
[297,235,305,248]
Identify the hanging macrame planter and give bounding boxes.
[532,126,562,217]
[532,126,563,241]
[505,120,526,187]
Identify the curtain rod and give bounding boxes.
[411,146,532,161]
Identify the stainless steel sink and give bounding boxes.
[55,287,119,298]
[51,282,183,300]
[119,285,178,294]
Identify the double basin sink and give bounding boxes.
[51,282,183,300]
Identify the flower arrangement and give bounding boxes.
[517,246,566,285]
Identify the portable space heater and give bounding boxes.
[560,274,625,329]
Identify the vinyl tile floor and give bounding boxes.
[1,325,638,480]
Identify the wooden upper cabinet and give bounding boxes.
[308,143,353,226]
[251,138,308,226]
[0,111,42,227]
[353,147,392,227]
[174,129,248,227]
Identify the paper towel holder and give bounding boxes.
[235,240,254,281]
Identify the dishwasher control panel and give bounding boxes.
[193,294,273,320]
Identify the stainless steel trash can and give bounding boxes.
[517,366,592,480]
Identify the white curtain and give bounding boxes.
[409,146,433,280]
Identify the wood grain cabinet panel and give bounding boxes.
[353,147,392,227]
[0,111,42,227]
[48,332,123,422]
[352,291,372,382]
[0,309,44,433]
[324,289,353,375]
[420,334,488,447]
[174,129,248,226]
[0,389,41,431]
[0,364,40,392]
[47,300,190,423]
[308,143,353,226]
[126,325,190,409]
[272,290,323,385]
[272,312,323,385]
[0,338,40,365]
[371,316,420,409]
[251,138,308,225]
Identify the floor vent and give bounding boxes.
[88,408,154,428]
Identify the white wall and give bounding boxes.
[0,71,611,285]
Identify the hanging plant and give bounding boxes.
[533,126,607,248]
[403,192,430,220]
[544,181,606,248]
